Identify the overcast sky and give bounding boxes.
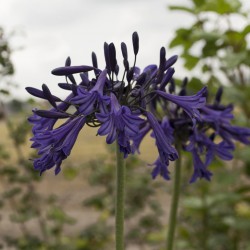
[0,0,249,99]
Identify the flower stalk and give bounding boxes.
[166,143,182,250]
[115,140,126,250]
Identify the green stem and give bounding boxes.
[166,145,182,250]
[115,141,126,250]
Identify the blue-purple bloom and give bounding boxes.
[159,83,250,182]
[156,87,207,125]
[96,93,144,158]
[70,69,110,115]
[146,112,178,178]
[31,116,86,175]
[29,31,250,183]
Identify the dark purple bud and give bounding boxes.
[178,88,187,96]
[121,42,128,60]
[214,86,223,105]
[182,77,188,88]
[42,84,57,108]
[178,77,188,96]
[136,72,147,86]
[25,87,46,99]
[159,68,175,90]
[58,83,73,90]
[91,52,98,68]
[159,47,166,71]
[51,65,94,75]
[168,79,175,94]
[123,59,129,71]
[143,64,157,74]
[65,56,71,66]
[80,73,90,87]
[104,42,111,73]
[165,55,178,70]
[132,32,139,56]
[35,110,70,119]
[115,64,119,76]
[127,68,134,83]
[67,74,76,84]
[109,43,117,72]
[26,87,61,102]
[57,84,78,96]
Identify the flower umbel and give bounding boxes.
[27,32,207,178]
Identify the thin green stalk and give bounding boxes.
[115,141,126,250]
[166,145,182,250]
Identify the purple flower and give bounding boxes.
[31,116,86,175]
[220,124,250,145]
[96,93,144,157]
[28,32,226,181]
[189,149,213,183]
[150,157,171,180]
[160,116,175,144]
[205,141,234,167]
[132,122,151,154]
[146,112,178,167]
[156,87,207,124]
[28,94,73,135]
[71,70,110,115]
[201,105,234,131]
[186,130,234,182]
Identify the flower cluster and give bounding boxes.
[26,32,250,182]
[146,79,250,182]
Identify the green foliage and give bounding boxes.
[176,167,250,250]
[169,0,249,87]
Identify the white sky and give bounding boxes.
[0,0,249,99]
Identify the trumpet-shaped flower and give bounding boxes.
[31,116,85,175]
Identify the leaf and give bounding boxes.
[169,5,195,14]
[186,77,204,93]
[193,0,206,8]
[192,30,222,42]
[224,30,247,51]
[202,64,211,73]
[242,25,250,36]
[199,0,242,14]
[169,28,192,49]
[182,53,200,70]
[0,89,9,95]
[222,51,247,68]
[202,41,219,57]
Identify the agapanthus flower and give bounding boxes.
[70,69,110,115]
[147,78,250,182]
[156,87,207,125]
[96,93,144,158]
[31,116,86,175]
[27,32,207,176]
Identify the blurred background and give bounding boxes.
[0,0,250,249]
